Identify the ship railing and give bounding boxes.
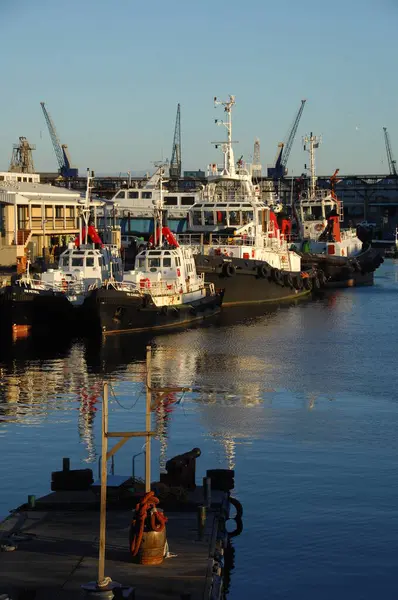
[176,234,204,246]
[16,278,87,295]
[208,234,256,247]
[108,276,205,297]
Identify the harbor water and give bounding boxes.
[1,261,398,599]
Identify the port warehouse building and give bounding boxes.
[0,171,91,266]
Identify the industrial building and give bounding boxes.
[0,171,86,267]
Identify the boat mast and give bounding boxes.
[213,95,236,177]
[82,168,93,245]
[303,133,321,198]
[153,164,166,247]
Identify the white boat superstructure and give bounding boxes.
[16,171,123,303]
[108,167,215,307]
[113,244,213,307]
[109,167,200,220]
[292,134,362,257]
[182,95,302,272]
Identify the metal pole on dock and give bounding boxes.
[98,382,109,586]
[145,345,152,493]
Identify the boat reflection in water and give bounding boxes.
[0,335,103,463]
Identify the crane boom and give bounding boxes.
[383,127,397,176]
[267,99,306,178]
[40,102,78,178]
[169,103,181,180]
[282,99,306,168]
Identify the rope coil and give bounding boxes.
[129,491,168,556]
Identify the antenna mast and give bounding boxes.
[303,132,321,198]
[213,95,236,176]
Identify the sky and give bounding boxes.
[1,0,397,177]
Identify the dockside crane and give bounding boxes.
[267,99,307,178]
[169,103,181,180]
[383,127,397,176]
[40,102,78,178]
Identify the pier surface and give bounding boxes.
[0,487,226,600]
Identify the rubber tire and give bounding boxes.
[222,263,236,278]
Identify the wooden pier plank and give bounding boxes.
[0,504,218,600]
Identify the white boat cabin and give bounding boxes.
[41,245,123,292]
[120,246,209,306]
[189,201,255,232]
[295,190,362,257]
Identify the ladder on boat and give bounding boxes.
[338,200,344,222]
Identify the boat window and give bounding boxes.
[176,257,181,266]
[72,257,84,267]
[204,204,214,207]
[149,251,161,255]
[242,210,253,224]
[218,204,227,207]
[164,196,178,206]
[163,257,171,267]
[136,257,146,269]
[229,211,240,226]
[216,211,227,225]
[98,256,104,267]
[116,191,126,200]
[128,191,139,199]
[163,251,171,255]
[59,258,65,267]
[148,258,160,268]
[204,211,214,226]
[193,211,202,226]
[181,197,195,206]
[86,257,95,267]
[142,192,152,199]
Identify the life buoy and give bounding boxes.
[140,278,151,289]
[257,264,268,279]
[222,263,236,278]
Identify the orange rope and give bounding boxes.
[129,491,168,556]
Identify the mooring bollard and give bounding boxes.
[28,495,35,509]
[197,505,206,539]
[62,457,70,472]
[203,476,211,508]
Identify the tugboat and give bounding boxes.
[289,134,383,287]
[85,166,224,334]
[0,171,123,335]
[180,95,322,306]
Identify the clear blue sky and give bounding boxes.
[1,0,397,176]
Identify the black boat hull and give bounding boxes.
[82,287,224,335]
[193,255,314,306]
[298,245,383,288]
[0,284,76,334]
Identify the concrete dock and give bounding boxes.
[0,483,233,600]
